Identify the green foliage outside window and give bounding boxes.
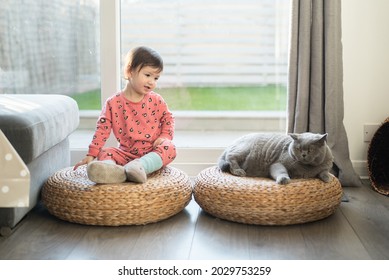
[71,85,286,111]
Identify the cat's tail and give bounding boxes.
[218,151,230,172]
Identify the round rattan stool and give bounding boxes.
[368,117,389,196]
[193,166,343,225]
[42,165,192,226]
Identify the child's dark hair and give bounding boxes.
[123,46,163,80]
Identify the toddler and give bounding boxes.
[74,46,176,183]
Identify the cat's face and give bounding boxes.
[288,133,327,165]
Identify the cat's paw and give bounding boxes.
[231,169,246,177]
[276,176,290,185]
[318,172,331,183]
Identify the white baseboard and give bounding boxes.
[352,160,369,179]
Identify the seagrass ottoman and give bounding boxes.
[193,166,343,225]
[42,165,192,226]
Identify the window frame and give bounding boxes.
[100,0,121,105]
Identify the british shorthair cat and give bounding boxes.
[218,132,334,184]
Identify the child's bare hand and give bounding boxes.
[153,137,167,148]
[73,155,95,170]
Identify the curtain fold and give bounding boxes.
[287,0,362,187]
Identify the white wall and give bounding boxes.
[342,0,389,177]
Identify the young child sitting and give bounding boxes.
[74,46,176,184]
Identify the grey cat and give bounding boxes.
[218,132,334,184]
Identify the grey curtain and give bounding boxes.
[287,0,362,187]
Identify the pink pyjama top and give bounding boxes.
[87,91,175,158]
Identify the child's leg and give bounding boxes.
[154,139,177,166]
[125,152,162,183]
[125,139,176,183]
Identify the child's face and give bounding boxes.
[129,66,161,95]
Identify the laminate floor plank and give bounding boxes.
[340,183,389,259]
[247,224,307,260]
[126,200,200,260]
[246,205,369,260]
[189,211,250,260]
[298,209,371,259]
[64,199,199,260]
[0,204,89,260]
[364,182,389,211]
[65,225,144,260]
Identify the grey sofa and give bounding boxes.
[0,94,79,235]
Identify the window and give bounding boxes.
[0,0,101,109]
[120,0,290,113]
[0,0,289,139]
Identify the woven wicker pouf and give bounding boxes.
[42,165,192,226]
[193,166,343,225]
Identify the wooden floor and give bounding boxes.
[1,180,388,260]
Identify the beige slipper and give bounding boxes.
[124,159,147,183]
[87,161,126,184]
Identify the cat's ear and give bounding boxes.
[317,133,328,144]
[289,133,299,141]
